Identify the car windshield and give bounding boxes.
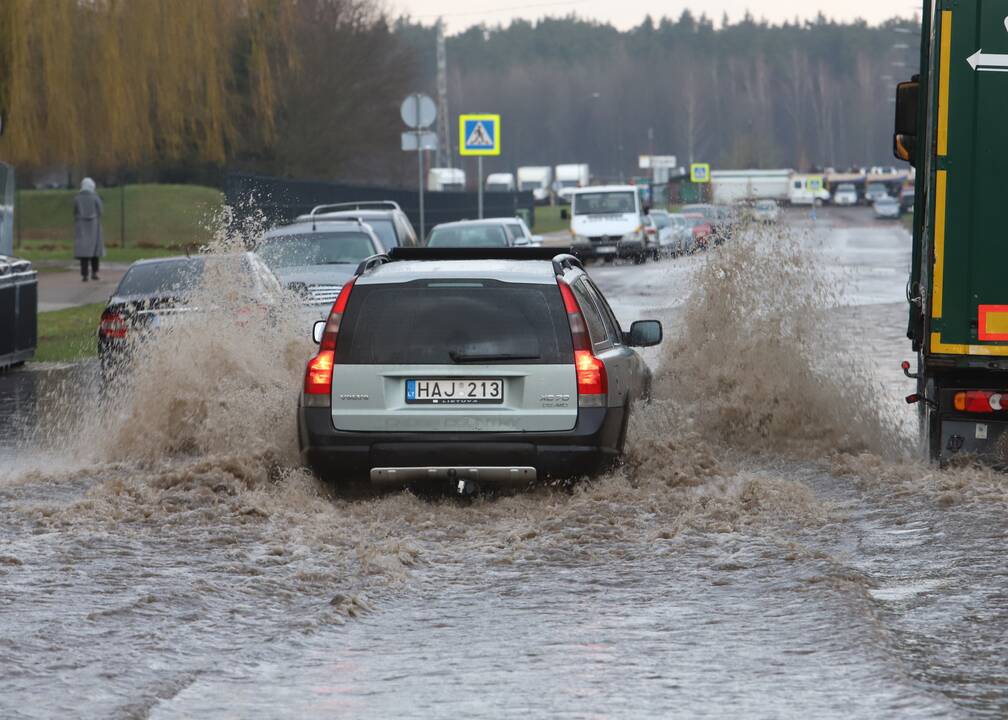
[486,183,511,192]
[868,183,886,192]
[116,258,203,296]
[878,197,897,205]
[684,215,706,228]
[337,282,572,365]
[427,224,509,248]
[518,181,540,191]
[573,192,635,215]
[256,231,376,268]
[837,184,856,191]
[650,213,669,227]
[756,201,775,210]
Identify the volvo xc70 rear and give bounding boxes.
[297,248,661,494]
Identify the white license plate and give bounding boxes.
[406,379,503,404]
[596,245,616,254]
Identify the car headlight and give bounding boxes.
[571,233,591,244]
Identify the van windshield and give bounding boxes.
[573,192,636,215]
[337,281,573,365]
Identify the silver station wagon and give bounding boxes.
[298,247,662,495]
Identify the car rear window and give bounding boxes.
[257,231,376,268]
[427,225,509,248]
[116,259,203,296]
[337,280,573,365]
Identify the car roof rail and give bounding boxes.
[386,247,575,263]
[308,201,401,216]
[355,253,392,276]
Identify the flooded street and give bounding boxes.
[2,207,1005,718]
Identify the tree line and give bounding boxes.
[0,3,917,185]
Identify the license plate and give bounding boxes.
[596,245,616,254]
[406,379,503,404]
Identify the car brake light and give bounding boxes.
[99,310,128,339]
[304,277,356,396]
[557,278,608,406]
[953,390,1003,413]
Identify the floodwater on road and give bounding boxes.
[1,207,1005,719]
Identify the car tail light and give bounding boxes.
[304,277,356,396]
[953,390,1004,413]
[99,310,128,339]
[557,279,608,407]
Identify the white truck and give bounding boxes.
[710,169,792,204]
[484,173,515,192]
[563,185,650,263]
[428,167,465,192]
[554,164,590,203]
[516,166,553,204]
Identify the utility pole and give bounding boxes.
[435,20,452,169]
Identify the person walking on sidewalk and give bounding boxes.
[73,177,105,282]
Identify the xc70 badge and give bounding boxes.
[540,393,571,407]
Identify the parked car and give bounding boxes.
[899,184,915,213]
[298,247,662,495]
[832,183,859,206]
[427,219,519,248]
[294,201,419,249]
[751,199,780,223]
[642,215,662,260]
[98,253,282,378]
[257,218,384,310]
[873,196,901,219]
[865,182,890,204]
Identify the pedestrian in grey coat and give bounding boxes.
[74,177,104,281]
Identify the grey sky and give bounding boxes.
[393,1,918,32]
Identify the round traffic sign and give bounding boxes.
[400,94,436,129]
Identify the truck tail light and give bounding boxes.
[953,390,1004,413]
[99,310,128,339]
[557,278,608,407]
[304,278,356,397]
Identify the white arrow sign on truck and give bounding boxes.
[966,49,1008,72]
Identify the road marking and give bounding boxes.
[966,49,1008,71]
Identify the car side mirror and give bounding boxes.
[893,77,919,166]
[560,208,570,220]
[530,235,544,246]
[513,236,530,247]
[312,320,325,344]
[626,320,662,347]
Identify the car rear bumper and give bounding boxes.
[298,404,625,488]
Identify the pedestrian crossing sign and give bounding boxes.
[459,114,501,156]
[690,163,711,183]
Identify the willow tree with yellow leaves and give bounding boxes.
[0,0,292,170]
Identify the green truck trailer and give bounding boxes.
[895,2,1008,462]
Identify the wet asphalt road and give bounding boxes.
[1,207,1006,718]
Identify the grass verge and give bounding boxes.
[533,205,568,235]
[34,303,104,362]
[15,184,223,265]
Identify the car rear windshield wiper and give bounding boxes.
[449,350,540,363]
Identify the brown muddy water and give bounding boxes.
[1,207,1005,718]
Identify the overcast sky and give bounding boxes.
[393,0,919,32]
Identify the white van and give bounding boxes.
[428,167,466,192]
[788,174,830,205]
[564,185,649,263]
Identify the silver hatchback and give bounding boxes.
[298,248,662,495]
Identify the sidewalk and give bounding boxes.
[37,262,130,312]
